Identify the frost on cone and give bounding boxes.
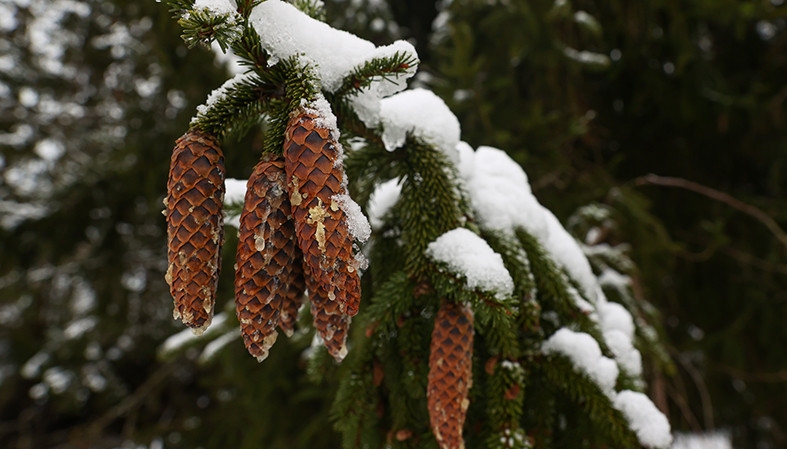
[306,273,351,361]
[234,158,305,361]
[283,108,362,317]
[165,129,225,334]
[428,301,474,449]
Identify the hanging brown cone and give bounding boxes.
[278,285,306,338]
[427,301,474,449]
[165,129,225,334]
[234,158,305,361]
[306,272,351,361]
[283,107,363,317]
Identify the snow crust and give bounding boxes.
[541,328,618,396]
[378,88,460,156]
[367,178,402,230]
[426,228,514,300]
[614,390,673,448]
[249,0,416,94]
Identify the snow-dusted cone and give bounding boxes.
[284,107,363,316]
[428,301,474,449]
[307,273,351,361]
[234,158,305,361]
[165,129,225,334]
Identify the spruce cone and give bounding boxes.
[428,301,474,449]
[278,285,306,338]
[165,129,225,334]
[283,108,362,317]
[307,273,351,361]
[234,158,305,361]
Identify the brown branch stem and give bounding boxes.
[634,174,787,251]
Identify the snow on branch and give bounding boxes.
[426,227,514,301]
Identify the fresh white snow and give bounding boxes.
[377,88,460,156]
[541,328,619,396]
[425,227,514,300]
[614,390,673,448]
[249,0,416,94]
[333,193,371,243]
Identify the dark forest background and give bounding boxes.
[1,0,785,447]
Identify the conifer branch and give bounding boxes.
[398,138,464,279]
[337,52,420,98]
[164,0,194,18]
[178,7,242,51]
[539,355,640,448]
[289,0,326,20]
[516,229,610,354]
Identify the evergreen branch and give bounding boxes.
[342,141,402,209]
[364,271,417,338]
[484,357,529,449]
[236,0,262,19]
[336,52,420,98]
[163,0,194,18]
[190,73,273,140]
[538,355,640,448]
[397,138,464,279]
[178,7,243,51]
[481,231,541,338]
[289,0,326,20]
[516,229,610,354]
[230,24,272,72]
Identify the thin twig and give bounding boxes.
[634,174,787,251]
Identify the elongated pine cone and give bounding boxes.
[284,107,362,317]
[306,273,351,361]
[234,158,305,361]
[278,282,306,338]
[165,129,225,334]
[428,301,474,449]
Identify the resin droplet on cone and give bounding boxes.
[427,301,474,449]
[283,108,362,317]
[234,158,305,361]
[165,129,225,334]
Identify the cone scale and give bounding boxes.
[234,158,305,361]
[165,129,225,334]
[283,108,362,317]
[306,273,351,361]
[428,301,474,449]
